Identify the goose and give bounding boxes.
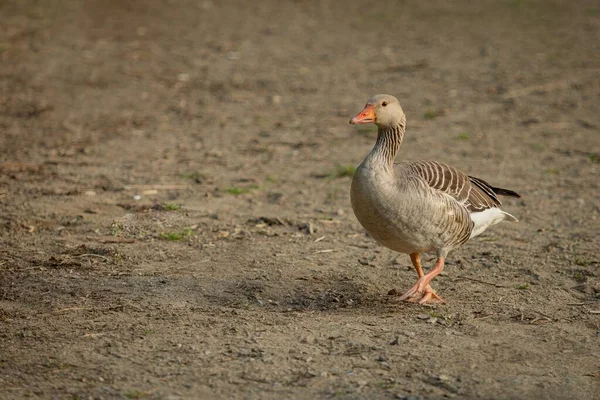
[349,94,520,304]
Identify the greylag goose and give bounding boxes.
[349,94,520,304]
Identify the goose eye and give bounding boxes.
[382,102,388,107]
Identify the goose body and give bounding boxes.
[349,94,520,304]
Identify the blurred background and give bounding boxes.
[1,1,598,399]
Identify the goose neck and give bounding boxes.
[369,122,405,170]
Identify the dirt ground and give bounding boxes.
[1,0,599,399]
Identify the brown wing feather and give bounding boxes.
[403,161,515,213]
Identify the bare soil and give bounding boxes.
[1,1,599,399]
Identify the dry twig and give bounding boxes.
[75,254,110,261]
[86,236,135,244]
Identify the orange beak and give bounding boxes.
[349,105,375,124]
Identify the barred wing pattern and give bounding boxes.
[403,161,503,213]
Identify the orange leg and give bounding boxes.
[410,253,424,278]
[399,256,445,304]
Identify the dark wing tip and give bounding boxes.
[491,187,521,198]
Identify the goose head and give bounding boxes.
[349,94,405,128]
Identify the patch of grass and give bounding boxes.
[574,258,589,267]
[164,203,181,211]
[544,168,561,175]
[109,221,123,236]
[161,232,184,241]
[429,310,453,325]
[587,8,600,16]
[423,109,439,120]
[313,165,357,180]
[265,175,279,183]
[530,143,545,151]
[151,203,183,212]
[225,184,259,195]
[112,252,125,264]
[572,271,586,282]
[159,229,192,241]
[331,164,357,178]
[375,381,395,389]
[454,132,471,141]
[141,328,154,335]
[589,153,599,164]
[124,390,146,399]
[46,360,72,370]
[517,283,529,290]
[509,0,526,8]
[226,187,250,195]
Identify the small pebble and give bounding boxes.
[226,52,239,60]
[303,334,316,344]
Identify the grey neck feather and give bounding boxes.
[367,119,406,171]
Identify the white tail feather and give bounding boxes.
[469,208,518,239]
